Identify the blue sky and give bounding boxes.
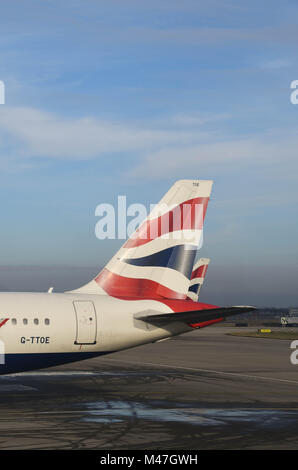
[0,0,297,305]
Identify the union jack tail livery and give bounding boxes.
[187,258,210,302]
[72,180,213,299]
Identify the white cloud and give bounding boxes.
[166,112,230,127]
[128,131,298,180]
[259,58,294,69]
[0,105,297,192]
[117,24,298,47]
[0,106,205,160]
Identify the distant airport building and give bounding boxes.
[289,308,298,316]
[281,308,298,326]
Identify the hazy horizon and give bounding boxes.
[0,263,295,309]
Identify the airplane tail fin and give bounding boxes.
[187,258,210,302]
[71,180,213,299]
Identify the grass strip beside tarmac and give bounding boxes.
[227,331,298,340]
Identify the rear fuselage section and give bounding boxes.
[0,292,197,374]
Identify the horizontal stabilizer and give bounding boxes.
[135,305,256,325]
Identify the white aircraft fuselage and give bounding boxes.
[0,292,193,374]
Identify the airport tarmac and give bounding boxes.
[0,326,298,450]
